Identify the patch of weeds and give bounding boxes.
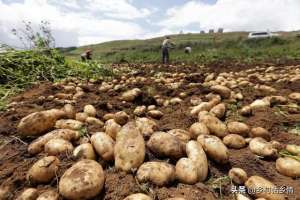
[79,127,88,137]
[273,106,288,117]
[206,176,231,199]
[288,123,300,136]
[279,149,300,162]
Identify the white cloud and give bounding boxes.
[160,0,300,32]
[86,0,153,19]
[0,0,148,47]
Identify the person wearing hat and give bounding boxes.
[81,49,92,61]
[161,36,175,64]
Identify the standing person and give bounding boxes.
[161,36,174,64]
[81,49,92,62]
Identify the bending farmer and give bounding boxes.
[81,49,92,62]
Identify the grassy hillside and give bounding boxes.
[64,31,300,64]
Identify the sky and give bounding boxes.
[1,0,300,48]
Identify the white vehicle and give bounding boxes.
[248,31,278,39]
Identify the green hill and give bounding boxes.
[64,31,300,64]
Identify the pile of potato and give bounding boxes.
[10,64,300,200]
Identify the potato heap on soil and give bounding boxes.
[1,64,300,200]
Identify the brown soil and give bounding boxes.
[0,62,299,200]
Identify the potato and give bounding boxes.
[86,117,104,127]
[75,112,89,122]
[197,135,229,164]
[199,114,227,138]
[288,92,300,102]
[189,122,210,139]
[136,117,158,138]
[73,143,96,160]
[190,102,213,116]
[250,99,270,111]
[286,144,300,156]
[227,122,250,137]
[59,160,105,199]
[27,156,60,184]
[103,113,115,121]
[104,119,121,140]
[168,129,191,144]
[115,122,145,172]
[240,106,252,116]
[166,198,186,200]
[228,168,248,184]
[250,127,271,141]
[186,141,208,181]
[175,158,199,184]
[276,157,300,178]
[55,119,83,130]
[37,190,59,200]
[147,132,184,159]
[249,137,277,158]
[83,104,97,117]
[211,85,231,99]
[28,129,80,155]
[91,132,114,161]
[44,138,74,156]
[210,103,226,119]
[136,162,175,186]
[113,111,129,125]
[121,88,142,101]
[245,176,285,200]
[235,194,251,200]
[16,188,38,200]
[123,193,152,200]
[148,110,164,119]
[62,104,75,119]
[134,106,147,116]
[18,109,65,136]
[223,134,246,149]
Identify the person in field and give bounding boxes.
[161,36,175,64]
[81,49,92,61]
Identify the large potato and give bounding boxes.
[147,132,184,159]
[136,117,158,138]
[245,176,285,200]
[37,190,59,200]
[123,193,152,200]
[227,122,250,137]
[114,111,129,125]
[86,117,104,127]
[276,157,300,178]
[59,160,105,200]
[55,119,83,130]
[121,88,142,102]
[115,122,145,172]
[223,134,246,149]
[210,85,231,99]
[16,188,39,200]
[250,127,271,141]
[136,162,175,186]
[209,103,226,119]
[73,143,96,160]
[27,156,60,184]
[104,119,121,140]
[167,129,191,144]
[197,135,229,164]
[175,158,199,184]
[75,112,89,122]
[28,129,80,155]
[18,109,65,136]
[44,138,74,156]
[62,104,75,119]
[189,122,210,139]
[190,102,213,116]
[249,137,277,158]
[286,144,300,156]
[91,132,115,161]
[228,168,248,185]
[199,114,227,138]
[83,104,97,117]
[186,141,208,181]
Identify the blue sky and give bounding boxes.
[1,0,300,47]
